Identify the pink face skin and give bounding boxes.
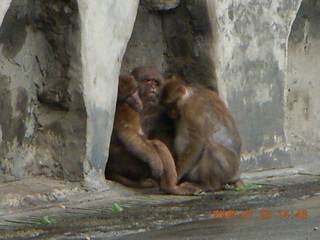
[125,90,143,112]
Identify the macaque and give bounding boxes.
[116,73,143,112]
[131,67,175,150]
[160,79,245,191]
[106,74,199,195]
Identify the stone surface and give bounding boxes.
[0,1,10,27]
[78,0,139,179]
[0,0,139,181]
[285,0,320,166]
[121,0,218,91]
[141,0,180,11]
[0,174,319,239]
[209,0,320,171]
[120,3,167,74]
[0,0,86,180]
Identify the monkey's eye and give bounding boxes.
[143,78,160,86]
[142,79,152,84]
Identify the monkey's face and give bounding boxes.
[138,75,164,106]
[125,90,143,112]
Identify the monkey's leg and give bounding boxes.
[198,143,244,192]
[227,168,246,188]
[106,172,156,188]
[228,179,246,188]
[151,140,201,195]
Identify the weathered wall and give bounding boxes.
[212,0,320,172]
[121,0,218,90]
[0,0,139,181]
[78,0,139,184]
[286,0,320,171]
[211,0,305,172]
[0,1,10,26]
[0,0,86,180]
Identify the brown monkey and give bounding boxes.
[131,67,175,150]
[116,73,143,112]
[106,74,199,194]
[160,79,245,191]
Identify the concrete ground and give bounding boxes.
[0,168,319,240]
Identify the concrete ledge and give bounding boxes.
[0,173,319,239]
[0,177,137,214]
[241,167,301,180]
[1,167,319,214]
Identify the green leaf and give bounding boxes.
[113,203,124,212]
[35,216,55,225]
[236,184,264,192]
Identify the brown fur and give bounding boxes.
[132,66,176,151]
[161,79,245,191]
[106,74,200,195]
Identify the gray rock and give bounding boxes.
[141,0,180,11]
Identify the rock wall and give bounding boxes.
[286,0,320,170]
[0,0,139,181]
[211,0,301,171]
[121,0,218,90]
[211,0,320,172]
[0,0,86,180]
[79,0,139,184]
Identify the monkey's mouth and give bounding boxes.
[147,91,157,96]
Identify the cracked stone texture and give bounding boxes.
[0,0,86,180]
[0,0,139,181]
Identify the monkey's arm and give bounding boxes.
[117,126,164,178]
[176,139,206,180]
[175,117,207,181]
[114,105,160,165]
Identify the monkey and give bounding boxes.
[131,66,175,151]
[116,73,143,112]
[106,74,162,187]
[105,74,200,195]
[131,67,164,108]
[160,78,245,191]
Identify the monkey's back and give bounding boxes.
[186,86,241,156]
